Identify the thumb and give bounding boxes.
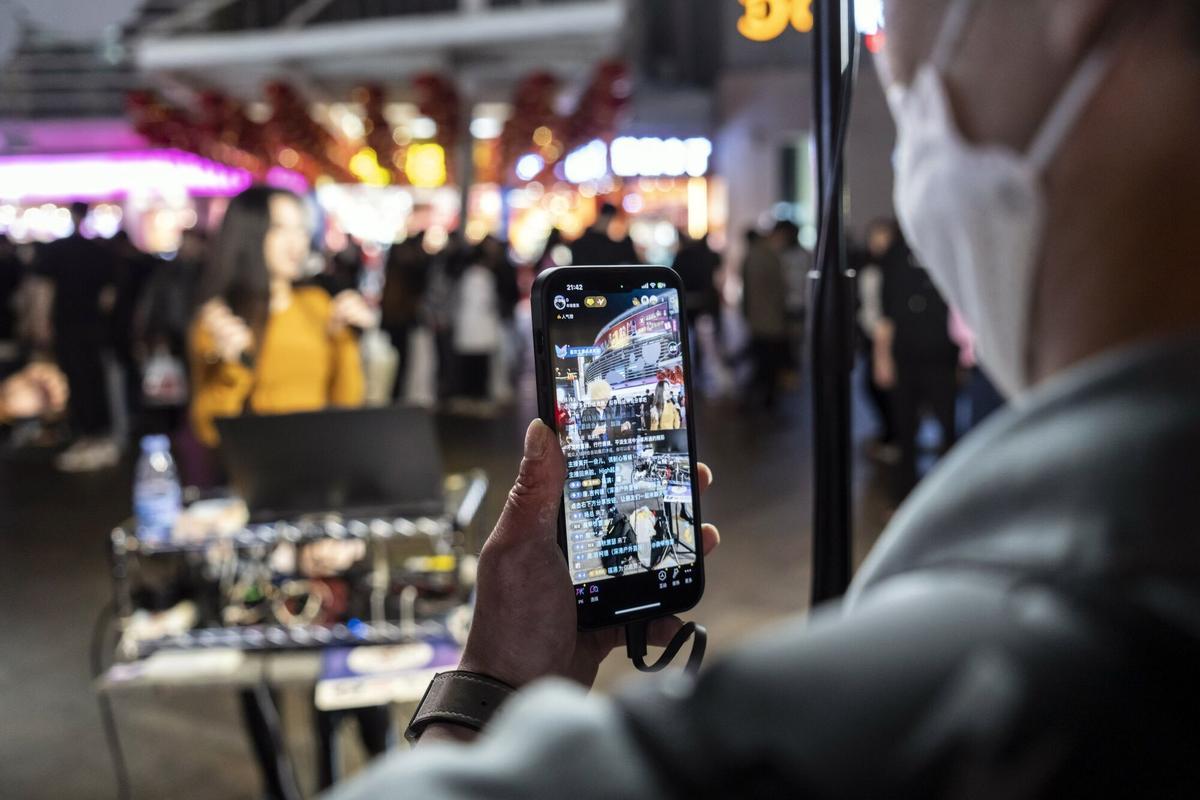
[492,420,566,545]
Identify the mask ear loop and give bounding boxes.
[930,0,981,71]
[1026,48,1113,172]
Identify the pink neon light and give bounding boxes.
[0,150,305,203]
[265,166,311,195]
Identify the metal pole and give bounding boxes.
[810,0,856,605]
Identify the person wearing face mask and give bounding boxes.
[326,2,1200,797]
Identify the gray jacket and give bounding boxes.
[331,336,1200,798]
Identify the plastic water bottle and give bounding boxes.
[133,435,182,543]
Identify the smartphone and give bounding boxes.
[531,265,705,630]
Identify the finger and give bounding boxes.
[696,462,713,494]
[701,523,720,556]
[490,420,567,547]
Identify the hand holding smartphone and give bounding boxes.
[531,266,706,630]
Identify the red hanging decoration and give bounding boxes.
[354,84,403,184]
[197,90,270,177]
[126,90,204,154]
[413,73,461,183]
[264,81,354,183]
[566,59,632,152]
[499,70,561,182]
[656,365,685,385]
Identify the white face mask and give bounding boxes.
[887,0,1112,397]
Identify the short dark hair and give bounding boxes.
[598,202,619,219]
[772,219,800,243]
[69,202,89,222]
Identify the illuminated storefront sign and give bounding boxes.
[545,137,711,184]
[609,137,711,179]
[737,0,883,43]
[737,0,813,41]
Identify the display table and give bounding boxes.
[94,470,488,793]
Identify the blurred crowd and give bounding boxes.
[0,190,1002,506]
[852,218,1005,507]
[556,377,686,448]
[711,213,1006,509]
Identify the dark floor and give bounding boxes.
[0,364,896,799]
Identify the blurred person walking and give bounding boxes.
[0,235,23,378]
[742,222,791,413]
[569,202,638,266]
[323,238,367,296]
[672,232,723,389]
[535,228,567,275]
[775,220,811,365]
[479,235,520,403]
[873,231,960,503]
[380,233,430,401]
[109,231,157,441]
[450,238,504,410]
[135,229,207,433]
[35,202,120,471]
[140,230,206,360]
[947,309,1007,433]
[426,233,468,401]
[857,219,901,463]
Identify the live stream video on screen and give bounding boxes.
[549,286,697,587]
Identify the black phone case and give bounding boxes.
[530,265,705,631]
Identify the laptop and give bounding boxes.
[215,406,445,522]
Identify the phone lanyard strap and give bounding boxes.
[626,620,707,676]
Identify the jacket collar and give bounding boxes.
[848,334,1200,608]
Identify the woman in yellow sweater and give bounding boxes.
[649,379,682,431]
[188,186,383,797]
[189,186,371,448]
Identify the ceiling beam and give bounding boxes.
[280,0,336,30]
[135,1,623,71]
[139,0,249,37]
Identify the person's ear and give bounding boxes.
[1044,0,1122,59]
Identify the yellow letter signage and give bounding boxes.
[737,0,814,41]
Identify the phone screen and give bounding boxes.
[541,271,702,628]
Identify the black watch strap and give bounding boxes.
[404,671,515,744]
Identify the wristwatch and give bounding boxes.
[404,671,515,744]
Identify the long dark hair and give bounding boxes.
[654,380,668,414]
[197,186,301,335]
